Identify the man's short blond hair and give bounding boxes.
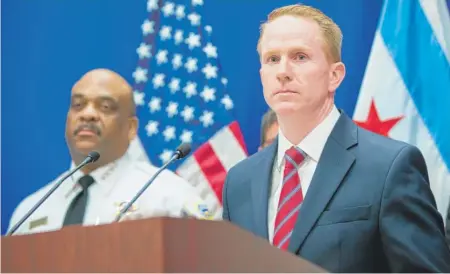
[257,4,343,63]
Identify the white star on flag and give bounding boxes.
[134,91,145,106]
[169,77,181,93]
[192,0,203,6]
[180,130,193,143]
[201,86,216,102]
[156,49,168,65]
[161,2,175,17]
[203,43,217,58]
[199,111,214,127]
[148,97,162,113]
[159,149,173,163]
[152,73,165,89]
[181,106,195,122]
[166,101,179,117]
[188,13,201,26]
[145,120,159,136]
[172,53,183,69]
[147,0,158,12]
[159,26,172,40]
[184,57,198,73]
[185,33,201,50]
[175,5,185,20]
[174,30,184,45]
[132,67,148,83]
[202,63,218,79]
[163,126,176,141]
[221,95,233,110]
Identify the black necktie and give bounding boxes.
[63,175,95,226]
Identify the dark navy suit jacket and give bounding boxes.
[222,111,450,272]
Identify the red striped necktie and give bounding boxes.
[273,146,306,250]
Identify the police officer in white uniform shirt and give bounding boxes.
[7,68,211,235]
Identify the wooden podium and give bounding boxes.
[1,218,326,272]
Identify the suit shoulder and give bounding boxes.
[228,148,268,174]
[357,126,418,157]
[355,126,427,178]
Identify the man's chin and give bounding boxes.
[73,141,99,154]
[272,104,302,116]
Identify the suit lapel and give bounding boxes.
[251,141,277,240]
[288,113,358,253]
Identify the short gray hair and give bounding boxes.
[260,108,278,145]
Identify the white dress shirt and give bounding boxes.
[268,106,341,242]
[8,150,210,235]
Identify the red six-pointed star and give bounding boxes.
[354,99,404,137]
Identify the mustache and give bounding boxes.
[73,123,102,136]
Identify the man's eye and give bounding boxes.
[71,101,83,109]
[295,53,307,60]
[268,56,279,63]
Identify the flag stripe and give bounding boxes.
[229,121,248,154]
[419,0,450,62]
[175,156,223,218]
[380,0,450,169]
[209,122,247,171]
[193,142,227,204]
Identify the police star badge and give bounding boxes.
[114,201,138,218]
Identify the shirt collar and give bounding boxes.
[276,105,340,170]
[65,150,133,196]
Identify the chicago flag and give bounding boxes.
[353,0,450,219]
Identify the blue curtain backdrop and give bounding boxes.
[3,0,447,234]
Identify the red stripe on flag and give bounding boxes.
[228,121,248,155]
[193,142,227,204]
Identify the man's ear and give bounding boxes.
[328,62,346,92]
[128,116,139,141]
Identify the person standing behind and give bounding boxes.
[222,4,450,272]
[8,68,210,235]
[259,109,279,150]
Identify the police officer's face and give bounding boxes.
[65,70,137,163]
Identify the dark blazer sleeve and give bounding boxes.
[379,145,450,272]
[446,202,450,249]
[222,172,231,221]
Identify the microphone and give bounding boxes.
[114,143,191,222]
[6,151,101,236]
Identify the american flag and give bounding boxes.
[129,0,248,218]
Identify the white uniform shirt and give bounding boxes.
[267,106,340,242]
[7,151,210,235]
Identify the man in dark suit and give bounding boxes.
[222,4,450,272]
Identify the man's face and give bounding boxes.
[260,122,279,150]
[259,15,339,116]
[65,73,136,161]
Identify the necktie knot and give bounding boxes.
[285,146,306,168]
[78,175,94,191]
